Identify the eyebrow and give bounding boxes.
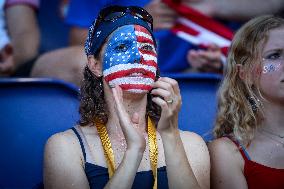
[263,48,283,55]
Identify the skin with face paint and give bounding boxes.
[103,25,157,93]
[260,27,284,104]
[44,21,210,189]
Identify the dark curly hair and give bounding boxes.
[79,65,162,126]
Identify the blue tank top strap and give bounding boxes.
[71,127,87,162]
[225,136,251,161]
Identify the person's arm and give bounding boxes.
[151,77,209,189]
[162,130,210,189]
[44,85,145,189]
[144,0,178,30]
[186,0,284,21]
[0,1,14,76]
[208,137,248,189]
[5,4,40,68]
[187,44,223,74]
[44,131,90,189]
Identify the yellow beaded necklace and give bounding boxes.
[94,116,158,189]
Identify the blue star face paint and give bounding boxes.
[262,49,283,74]
[102,25,157,93]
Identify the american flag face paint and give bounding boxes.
[103,25,157,93]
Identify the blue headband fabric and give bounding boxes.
[85,13,156,56]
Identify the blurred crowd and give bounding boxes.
[0,0,283,86]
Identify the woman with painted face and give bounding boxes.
[43,6,210,189]
[209,15,284,189]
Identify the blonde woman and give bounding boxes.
[209,15,284,189]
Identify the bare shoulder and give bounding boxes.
[44,128,89,188]
[208,137,247,189]
[44,128,84,165]
[208,137,243,165]
[179,130,208,152]
[45,129,79,151]
[179,130,210,189]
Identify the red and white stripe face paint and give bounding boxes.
[103,25,157,93]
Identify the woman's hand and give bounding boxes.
[112,85,146,153]
[187,44,224,74]
[144,0,178,30]
[151,77,182,135]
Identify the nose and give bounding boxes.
[131,42,141,64]
[133,52,141,64]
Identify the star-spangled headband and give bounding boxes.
[85,8,157,56]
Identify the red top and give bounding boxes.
[228,137,284,189]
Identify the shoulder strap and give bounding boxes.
[71,127,86,162]
[225,136,251,161]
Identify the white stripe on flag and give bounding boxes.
[135,31,152,40]
[103,63,156,76]
[141,54,157,62]
[109,77,154,86]
[127,89,148,93]
[177,17,231,47]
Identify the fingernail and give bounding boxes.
[109,84,115,88]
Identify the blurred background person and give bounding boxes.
[0,0,40,77]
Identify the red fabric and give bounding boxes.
[228,137,284,189]
[244,161,284,189]
[163,0,233,56]
[162,0,234,40]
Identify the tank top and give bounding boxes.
[227,137,284,189]
[71,127,169,189]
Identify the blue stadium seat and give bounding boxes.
[0,78,80,188]
[163,73,222,140]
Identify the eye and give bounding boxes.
[115,44,128,52]
[141,44,153,51]
[266,52,281,60]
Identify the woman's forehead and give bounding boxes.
[107,25,152,42]
[263,27,284,53]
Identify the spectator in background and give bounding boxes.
[209,15,284,189]
[64,0,284,74]
[0,0,40,76]
[31,0,284,86]
[0,0,12,76]
[186,0,284,74]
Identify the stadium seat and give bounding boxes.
[163,73,222,140]
[0,78,80,188]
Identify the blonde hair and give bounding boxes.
[214,15,284,145]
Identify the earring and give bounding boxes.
[248,96,259,113]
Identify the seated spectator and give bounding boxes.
[31,0,284,86]
[185,0,284,74]
[43,5,210,188]
[209,15,284,188]
[0,0,40,77]
[31,46,86,87]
